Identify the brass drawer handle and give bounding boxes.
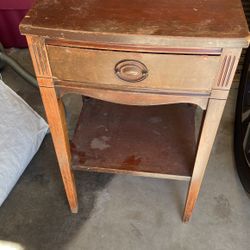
[115,60,148,82]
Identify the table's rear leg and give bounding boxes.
[39,85,78,213]
[183,98,227,222]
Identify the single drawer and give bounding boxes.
[47,45,220,93]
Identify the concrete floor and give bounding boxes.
[0,49,250,250]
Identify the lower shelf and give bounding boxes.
[71,99,197,181]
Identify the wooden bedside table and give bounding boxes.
[20,0,249,222]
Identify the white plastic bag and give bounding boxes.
[0,80,48,206]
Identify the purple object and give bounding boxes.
[0,0,35,48]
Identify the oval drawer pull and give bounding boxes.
[115,60,148,82]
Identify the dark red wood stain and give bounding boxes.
[20,0,249,43]
[71,99,197,178]
[123,155,142,167]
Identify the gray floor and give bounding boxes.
[0,49,250,250]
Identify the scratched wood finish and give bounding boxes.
[26,36,52,79]
[183,99,227,222]
[47,46,220,93]
[56,83,209,110]
[20,0,249,48]
[20,0,249,223]
[183,48,242,222]
[39,85,78,213]
[26,36,78,213]
[71,99,197,181]
[47,39,223,54]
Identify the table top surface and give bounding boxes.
[20,0,249,47]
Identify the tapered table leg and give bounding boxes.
[183,98,227,222]
[39,85,78,213]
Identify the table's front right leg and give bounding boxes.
[183,48,242,222]
[183,98,227,222]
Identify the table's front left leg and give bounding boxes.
[26,35,78,212]
[39,85,78,213]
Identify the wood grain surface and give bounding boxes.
[71,99,197,181]
[55,83,209,109]
[183,98,227,222]
[21,0,249,222]
[20,0,249,48]
[39,85,78,213]
[47,46,220,93]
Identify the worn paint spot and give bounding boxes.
[136,25,160,35]
[90,136,111,150]
[153,130,161,136]
[214,194,231,219]
[96,125,108,132]
[149,117,162,124]
[70,6,81,11]
[123,155,141,166]
[101,136,110,141]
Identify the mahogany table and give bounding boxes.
[20,0,249,222]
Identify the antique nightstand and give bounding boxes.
[20,0,249,222]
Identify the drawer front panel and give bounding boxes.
[47,45,220,93]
